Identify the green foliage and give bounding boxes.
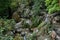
[0,35,13,40]
[0,0,10,15]
[45,0,60,14]
[32,0,45,15]
[0,19,16,40]
[0,0,18,16]
[31,16,42,27]
[0,0,59,40]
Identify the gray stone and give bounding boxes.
[15,21,23,29]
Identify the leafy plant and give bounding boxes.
[45,0,60,14]
[0,19,16,40]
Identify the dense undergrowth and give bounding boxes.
[0,0,60,40]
